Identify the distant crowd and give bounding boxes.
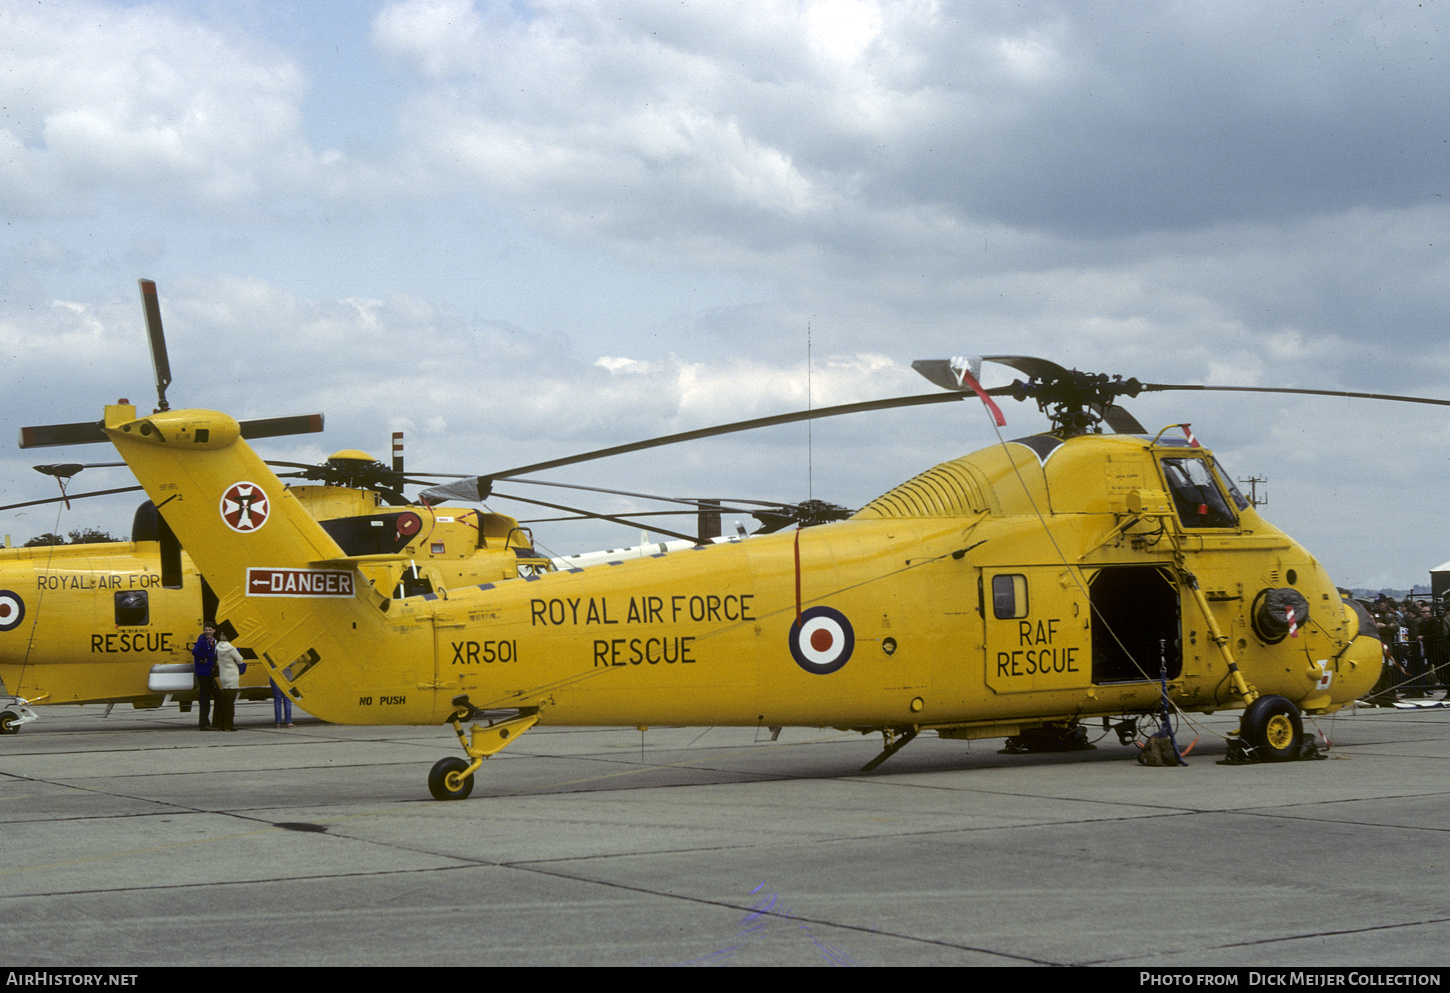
[1367,595,1449,701]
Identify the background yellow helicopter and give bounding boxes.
[0,281,558,733]
[76,355,1450,798]
[0,451,561,732]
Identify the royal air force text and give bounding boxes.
[528,594,754,627]
[529,594,753,668]
[38,572,162,591]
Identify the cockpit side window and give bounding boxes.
[1211,456,1251,512]
[1160,457,1237,529]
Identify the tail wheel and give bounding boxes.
[1240,695,1302,761]
[0,711,17,735]
[427,756,474,801]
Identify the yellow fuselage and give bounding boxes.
[103,405,1382,739]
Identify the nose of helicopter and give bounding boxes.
[1334,598,1385,705]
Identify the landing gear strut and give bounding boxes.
[0,696,39,734]
[861,727,918,772]
[425,699,541,801]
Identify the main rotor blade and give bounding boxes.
[502,477,804,511]
[0,485,145,513]
[34,462,126,474]
[19,412,324,449]
[139,279,172,412]
[1141,383,1450,407]
[980,355,1075,383]
[421,391,970,502]
[1096,404,1146,434]
[262,458,471,480]
[958,356,1450,410]
[913,355,1076,391]
[520,508,745,524]
[496,392,970,477]
[489,489,701,543]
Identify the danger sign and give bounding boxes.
[247,568,355,598]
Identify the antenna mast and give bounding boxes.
[807,322,812,500]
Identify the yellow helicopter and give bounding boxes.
[67,354,1449,798]
[0,281,556,733]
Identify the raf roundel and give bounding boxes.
[788,606,855,675]
[0,590,25,632]
[220,482,270,533]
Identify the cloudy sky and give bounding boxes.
[2,0,1447,589]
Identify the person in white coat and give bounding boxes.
[213,638,245,732]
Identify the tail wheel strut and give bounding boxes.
[425,706,542,801]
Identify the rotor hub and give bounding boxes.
[1007,371,1144,436]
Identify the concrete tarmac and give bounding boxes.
[2,699,1449,968]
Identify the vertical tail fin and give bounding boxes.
[104,404,394,718]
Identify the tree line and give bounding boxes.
[21,528,121,547]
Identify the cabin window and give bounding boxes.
[1160,457,1236,528]
[114,590,148,626]
[992,574,1028,619]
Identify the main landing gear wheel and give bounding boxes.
[1239,694,1303,762]
[428,756,474,801]
[0,711,18,735]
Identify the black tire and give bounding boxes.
[1240,695,1302,761]
[428,756,474,801]
[0,711,17,735]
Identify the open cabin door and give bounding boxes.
[1087,565,1181,684]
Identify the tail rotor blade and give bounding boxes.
[20,412,323,449]
[139,279,172,412]
[19,421,106,449]
[238,414,325,440]
[18,280,324,451]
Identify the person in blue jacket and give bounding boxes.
[192,623,218,730]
